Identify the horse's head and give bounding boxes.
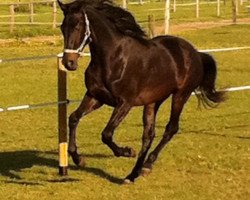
[58,0,91,71]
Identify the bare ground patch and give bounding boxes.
[0,18,250,45]
[156,18,250,34]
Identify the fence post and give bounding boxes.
[148,14,155,38]
[173,0,176,12]
[236,0,239,14]
[30,3,34,24]
[57,53,68,176]
[196,0,200,18]
[232,0,237,23]
[164,0,170,34]
[122,0,127,9]
[53,0,57,29]
[217,0,220,16]
[9,4,15,33]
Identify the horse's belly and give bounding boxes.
[133,85,173,106]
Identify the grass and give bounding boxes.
[0,23,250,199]
[130,0,250,22]
[0,0,250,38]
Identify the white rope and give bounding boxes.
[222,86,250,92]
[7,105,30,111]
[191,86,250,95]
[199,47,250,53]
[1,47,250,64]
[0,86,249,113]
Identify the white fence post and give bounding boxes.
[53,0,57,29]
[164,0,170,34]
[173,0,176,12]
[122,0,127,9]
[9,4,15,33]
[217,0,220,17]
[196,0,200,18]
[30,3,34,24]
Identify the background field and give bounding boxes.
[0,0,250,38]
[0,1,250,200]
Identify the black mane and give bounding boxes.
[67,0,148,42]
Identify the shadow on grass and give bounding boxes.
[129,123,250,140]
[0,150,57,180]
[0,150,123,185]
[71,166,124,185]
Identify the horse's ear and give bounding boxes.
[57,0,69,15]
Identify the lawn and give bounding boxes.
[1,0,250,198]
[0,21,249,200]
[0,0,250,38]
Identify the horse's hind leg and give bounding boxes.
[124,102,161,183]
[68,93,102,166]
[142,91,192,174]
[101,101,135,157]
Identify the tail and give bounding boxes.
[196,52,226,108]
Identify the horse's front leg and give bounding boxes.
[101,101,136,157]
[68,92,102,167]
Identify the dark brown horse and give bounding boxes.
[58,0,225,183]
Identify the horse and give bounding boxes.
[57,0,225,183]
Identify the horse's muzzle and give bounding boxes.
[62,53,79,71]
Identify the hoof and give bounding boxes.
[123,147,136,158]
[123,179,133,185]
[77,155,86,167]
[115,147,137,158]
[69,151,86,167]
[129,148,137,158]
[140,167,151,177]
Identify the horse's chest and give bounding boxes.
[85,67,116,106]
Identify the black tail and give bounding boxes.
[196,52,226,108]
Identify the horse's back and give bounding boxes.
[151,35,203,89]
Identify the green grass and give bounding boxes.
[0,25,250,199]
[0,0,250,38]
[176,24,250,48]
[130,0,250,22]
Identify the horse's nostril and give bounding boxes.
[67,60,74,67]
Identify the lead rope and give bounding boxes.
[64,13,91,55]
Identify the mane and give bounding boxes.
[67,0,148,43]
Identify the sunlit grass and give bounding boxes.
[0,20,249,200]
[0,0,250,38]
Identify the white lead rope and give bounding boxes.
[64,13,91,55]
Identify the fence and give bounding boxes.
[0,0,58,33]
[1,0,249,34]
[0,46,250,175]
[126,0,250,34]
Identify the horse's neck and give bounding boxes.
[87,10,121,58]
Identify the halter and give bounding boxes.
[64,13,91,55]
